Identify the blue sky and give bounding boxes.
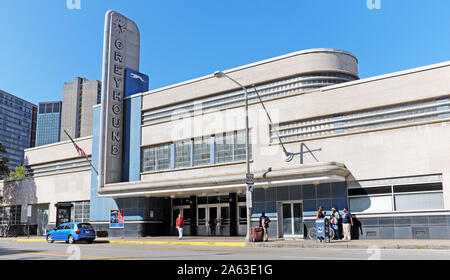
[0,0,449,105]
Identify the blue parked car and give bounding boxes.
[46,223,96,244]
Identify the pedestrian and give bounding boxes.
[176,214,184,240]
[315,206,326,242]
[329,206,341,240]
[209,218,217,236]
[316,206,325,219]
[259,212,271,242]
[342,207,353,241]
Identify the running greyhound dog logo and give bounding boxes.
[130,73,146,83]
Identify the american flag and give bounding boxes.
[73,142,87,158]
[64,130,87,158]
[64,129,99,176]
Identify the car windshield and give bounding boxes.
[77,223,94,229]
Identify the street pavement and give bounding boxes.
[10,235,450,249]
[1,237,450,260]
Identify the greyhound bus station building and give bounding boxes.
[1,46,450,240]
[1,12,450,239]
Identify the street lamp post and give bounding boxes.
[213,71,253,242]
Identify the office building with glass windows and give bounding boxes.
[36,101,62,147]
[2,48,450,240]
[0,89,37,172]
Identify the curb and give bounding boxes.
[246,242,450,250]
[16,239,47,243]
[110,240,247,247]
[15,239,247,248]
[13,239,450,250]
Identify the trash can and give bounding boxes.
[315,218,330,243]
[250,227,264,242]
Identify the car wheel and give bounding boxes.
[68,235,75,244]
[87,239,94,244]
[47,235,54,244]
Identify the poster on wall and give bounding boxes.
[110,209,124,229]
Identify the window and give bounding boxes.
[215,131,251,163]
[53,102,61,113]
[45,104,52,114]
[221,207,230,225]
[215,132,234,163]
[234,130,247,161]
[239,206,247,225]
[183,209,191,226]
[198,208,206,226]
[197,197,207,205]
[348,182,444,213]
[0,206,22,225]
[348,186,392,196]
[175,140,191,168]
[78,223,94,229]
[193,137,210,166]
[394,193,444,211]
[393,183,443,193]
[349,195,393,213]
[72,201,90,223]
[142,143,171,172]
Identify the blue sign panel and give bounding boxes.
[125,69,149,97]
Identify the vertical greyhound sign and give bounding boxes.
[99,11,140,186]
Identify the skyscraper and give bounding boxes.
[0,89,37,171]
[36,101,62,147]
[60,77,101,141]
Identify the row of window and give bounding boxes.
[0,91,34,110]
[141,130,252,172]
[2,149,26,160]
[173,195,246,206]
[29,158,92,177]
[271,97,450,142]
[38,102,62,114]
[0,113,33,129]
[0,129,31,142]
[0,99,34,113]
[0,103,33,119]
[142,72,356,126]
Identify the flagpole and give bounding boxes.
[63,130,99,176]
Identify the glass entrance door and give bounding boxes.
[37,205,49,236]
[208,207,218,236]
[197,206,207,236]
[173,207,191,236]
[197,205,230,236]
[281,202,303,238]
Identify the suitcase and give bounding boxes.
[250,227,264,242]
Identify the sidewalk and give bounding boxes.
[248,239,450,250]
[6,236,450,250]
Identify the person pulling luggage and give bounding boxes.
[259,212,271,242]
